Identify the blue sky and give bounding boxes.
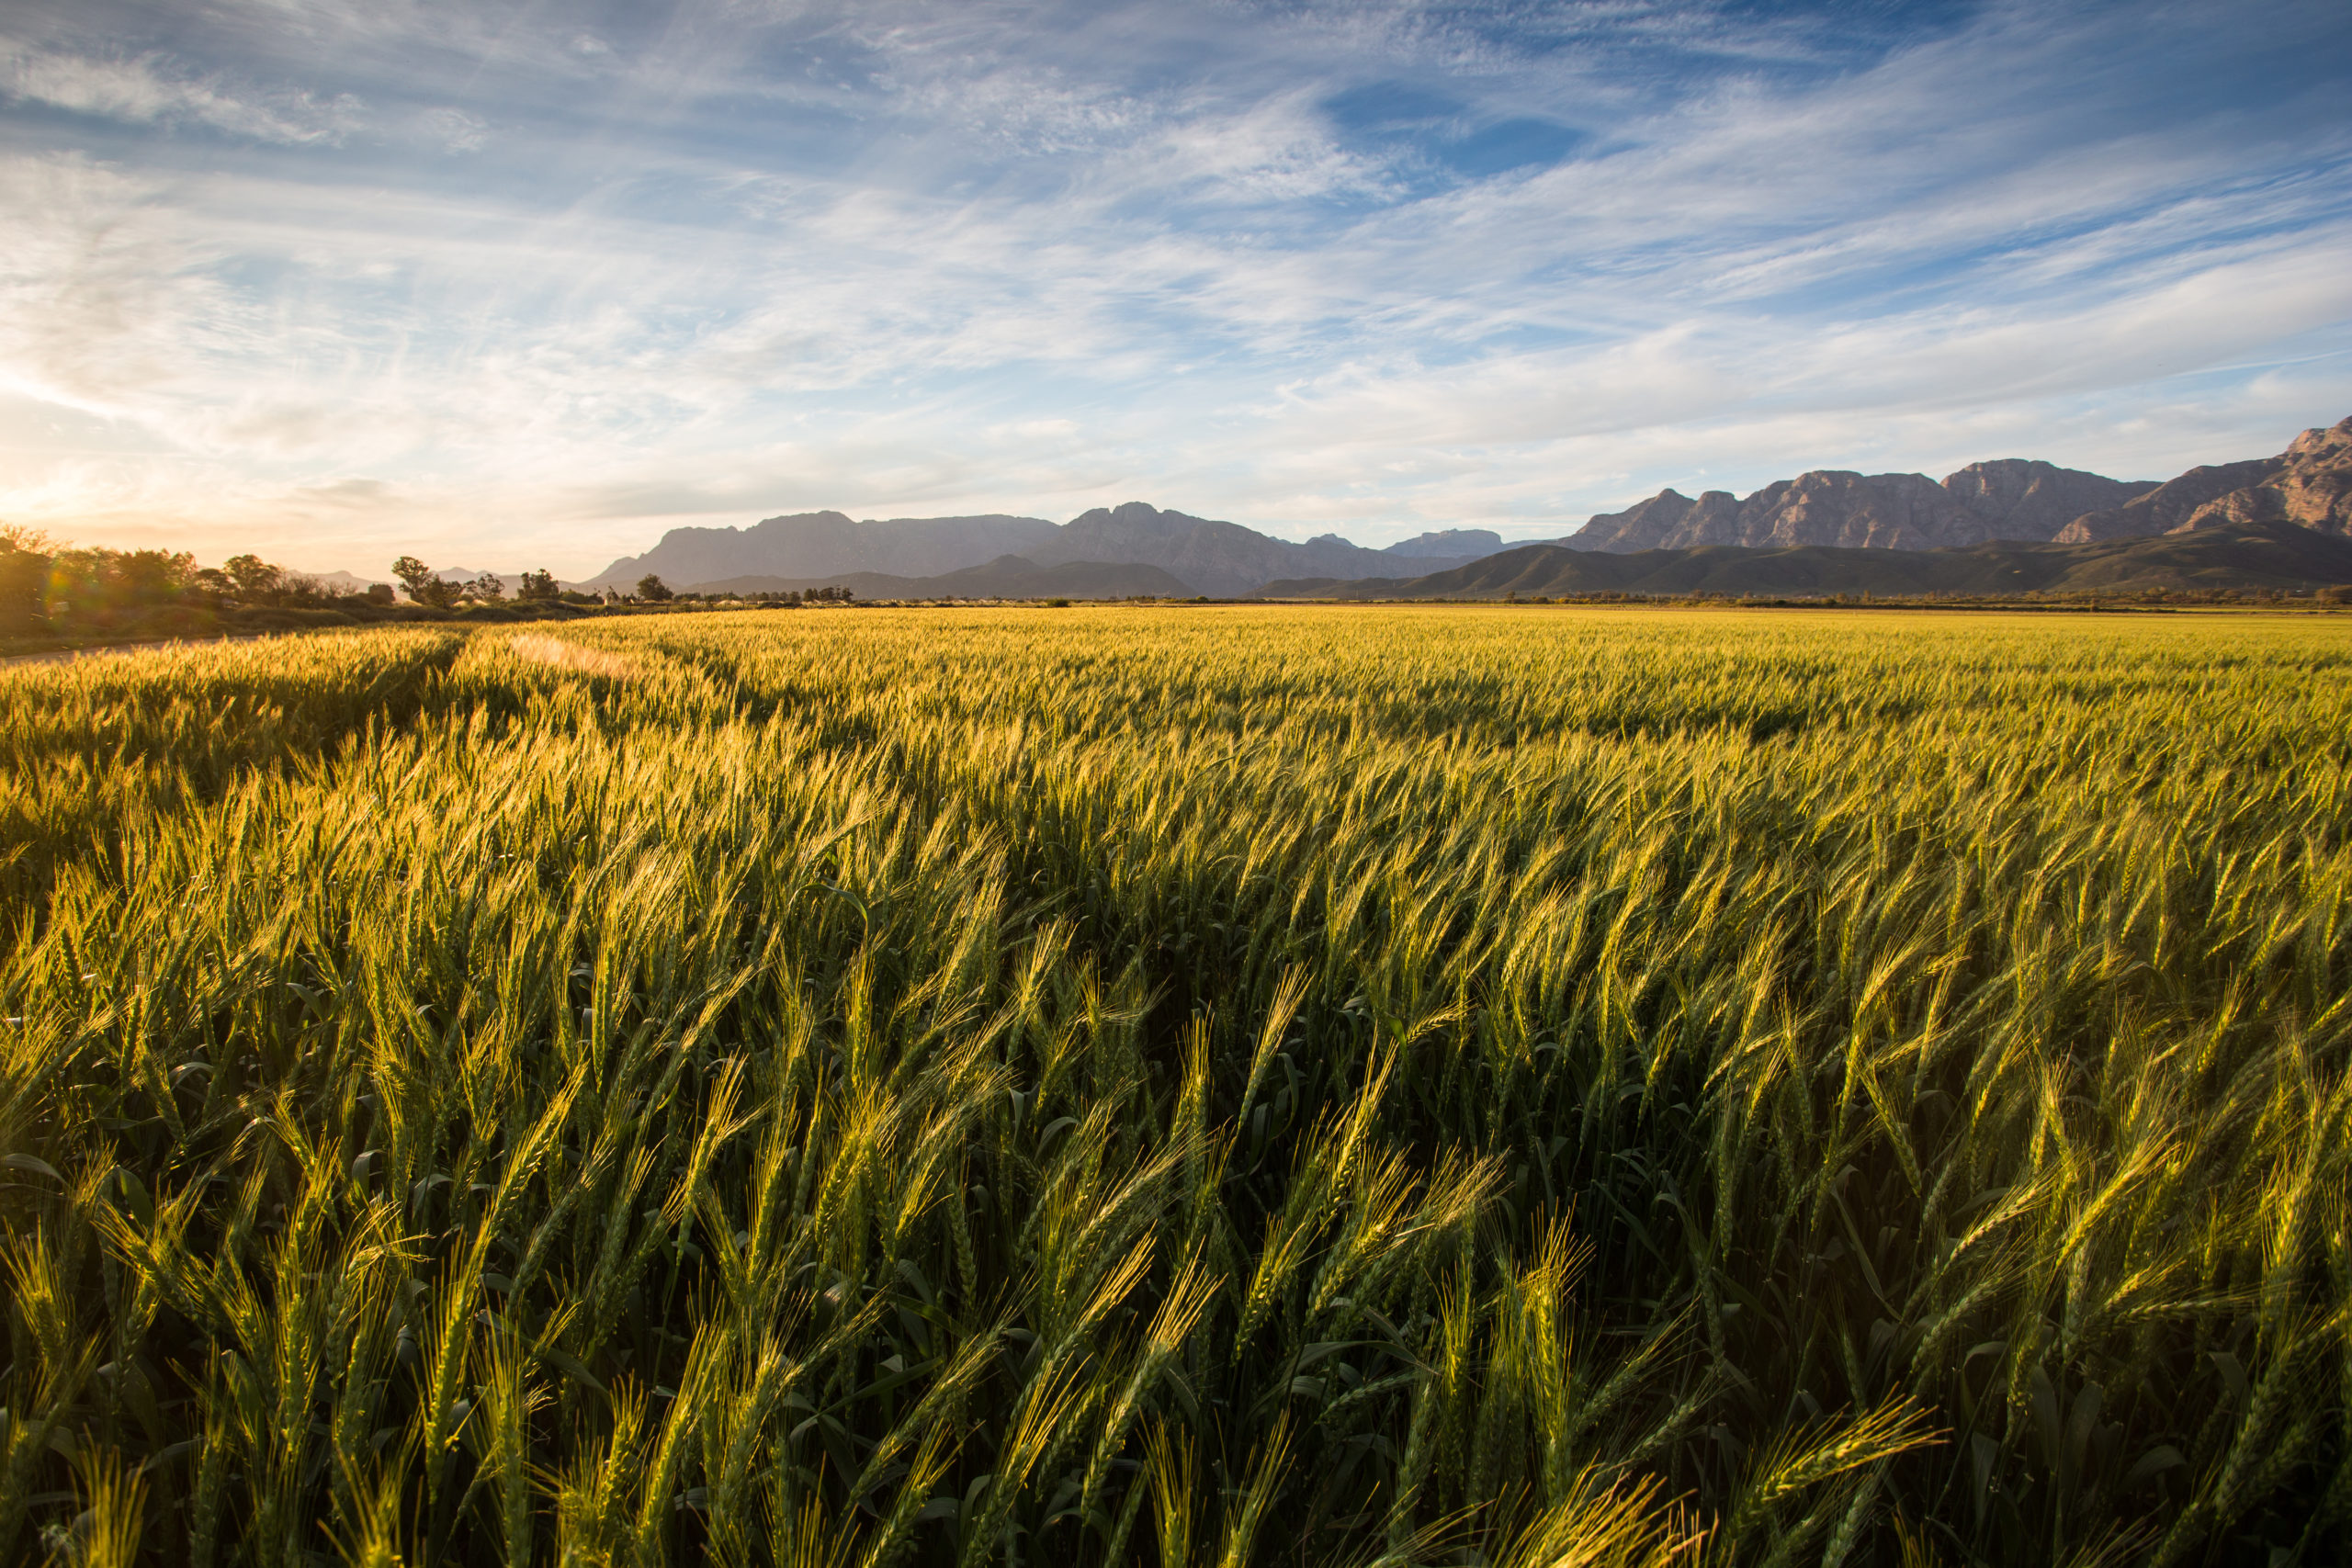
[2,0,2348,576]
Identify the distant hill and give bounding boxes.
[298,566,487,592]
[1384,527,1505,558]
[689,555,1193,601]
[1031,503,1487,595]
[300,570,394,593]
[589,513,1061,591]
[590,502,1489,597]
[1261,520,2352,600]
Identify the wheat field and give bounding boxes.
[3,606,2348,1567]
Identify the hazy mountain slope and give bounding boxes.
[594,501,1487,598]
[687,556,1193,600]
[1027,502,1481,595]
[305,570,395,592]
[588,512,1062,589]
[306,565,505,590]
[1261,520,2352,599]
[1385,528,1504,558]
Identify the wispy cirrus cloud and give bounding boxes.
[2,37,363,143]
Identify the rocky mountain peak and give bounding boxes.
[2288,416,2352,461]
[2057,415,2352,542]
[1571,457,2162,554]
[1573,470,1985,552]
[1072,501,1182,531]
[1940,460,2155,538]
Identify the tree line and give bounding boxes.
[388,557,576,608]
[0,525,864,640]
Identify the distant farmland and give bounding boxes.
[3,606,2348,1566]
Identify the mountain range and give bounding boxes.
[1264,417,2352,600]
[1536,418,2347,558]
[583,504,1498,598]
[692,556,1194,602]
[1559,460,2159,553]
[408,414,2352,600]
[1261,520,2352,602]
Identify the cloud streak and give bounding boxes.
[3,37,362,144]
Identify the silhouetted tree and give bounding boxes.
[0,525,51,627]
[392,556,458,609]
[222,554,282,602]
[116,550,196,604]
[636,573,673,603]
[517,569,559,602]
